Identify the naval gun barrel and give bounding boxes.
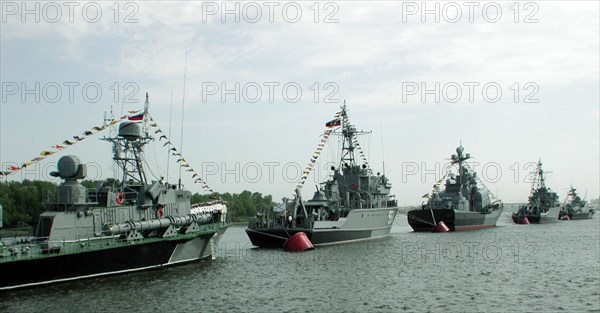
[105,212,213,235]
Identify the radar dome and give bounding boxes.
[52,155,86,179]
[58,155,81,178]
[118,122,141,140]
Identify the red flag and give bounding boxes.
[325,118,341,128]
[128,113,144,121]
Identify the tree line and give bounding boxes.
[192,190,275,222]
[0,180,275,228]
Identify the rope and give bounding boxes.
[406,211,437,226]
[246,228,289,240]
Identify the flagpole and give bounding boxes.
[380,124,385,176]
[143,92,149,137]
[178,51,188,190]
[167,90,174,182]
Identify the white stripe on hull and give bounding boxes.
[2,233,225,291]
[1,264,166,291]
[314,227,393,247]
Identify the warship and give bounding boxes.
[559,186,595,220]
[246,105,398,247]
[407,145,503,232]
[0,95,230,290]
[512,160,560,224]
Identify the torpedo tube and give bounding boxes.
[433,221,450,233]
[283,232,314,252]
[518,217,530,224]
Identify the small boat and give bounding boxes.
[407,145,503,232]
[246,104,399,247]
[559,186,595,220]
[512,160,560,224]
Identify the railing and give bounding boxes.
[1,212,231,263]
[43,188,101,211]
[0,233,120,262]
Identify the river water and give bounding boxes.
[1,212,599,312]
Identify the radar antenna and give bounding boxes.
[335,102,372,174]
[102,93,152,189]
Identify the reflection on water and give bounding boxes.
[1,213,599,313]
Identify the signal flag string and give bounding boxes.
[0,114,136,177]
[147,115,214,193]
[293,110,342,197]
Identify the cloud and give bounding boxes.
[1,1,598,203]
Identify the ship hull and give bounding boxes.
[246,207,398,248]
[569,211,595,220]
[511,206,561,224]
[407,208,503,232]
[559,209,595,220]
[0,230,226,290]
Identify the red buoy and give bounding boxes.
[433,221,450,233]
[283,232,314,252]
[519,217,530,224]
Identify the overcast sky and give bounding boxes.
[1,1,598,205]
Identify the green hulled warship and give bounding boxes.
[0,94,230,290]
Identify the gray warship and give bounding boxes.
[559,186,595,220]
[512,160,560,224]
[0,94,230,290]
[246,105,399,247]
[407,145,503,232]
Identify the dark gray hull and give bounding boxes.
[560,209,595,220]
[570,211,595,220]
[407,208,503,232]
[512,206,561,224]
[246,207,398,248]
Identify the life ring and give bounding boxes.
[155,207,165,219]
[115,192,124,205]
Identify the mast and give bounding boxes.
[339,104,354,169]
[531,159,548,193]
[451,144,470,190]
[166,90,174,181]
[538,160,546,189]
[380,125,385,176]
[336,102,371,173]
[102,93,152,189]
[178,51,188,190]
